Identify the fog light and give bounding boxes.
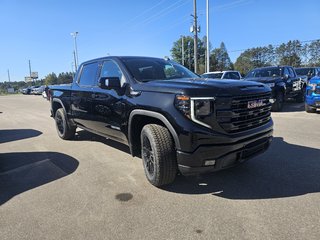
[204,160,216,166]
[269,99,276,103]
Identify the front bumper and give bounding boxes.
[177,129,273,175]
[306,87,320,107]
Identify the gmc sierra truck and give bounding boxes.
[50,56,273,187]
[244,66,305,111]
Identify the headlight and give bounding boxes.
[175,96,215,128]
[308,83,317,90]
[266,83,275,88]
[175,95,191,118]
[194,99,212,117]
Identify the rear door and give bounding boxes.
[71,61,99,129]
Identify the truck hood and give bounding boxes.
[244,77,281,84]
[132,78,269,97]
[309,76,320,84]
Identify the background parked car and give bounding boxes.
[201,71,242,80]
[305,76,320,113]
[295,67,320,82]
[32,85,45,95]
[21,86,33,94]
[244,66,305,111]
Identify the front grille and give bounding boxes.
[217,93,272,133]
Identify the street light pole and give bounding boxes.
[71,32,79,70]
[206,0,210,72]
[181,35,185,66]
[7,69,11,82]
[193,0,198,73]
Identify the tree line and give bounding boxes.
[171,37,320,75]
[0,72,73,94]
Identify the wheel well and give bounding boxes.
[52,101,63,117]
[130,115,169,157]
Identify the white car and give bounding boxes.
[201,71,242,80]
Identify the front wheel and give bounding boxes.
[141,124,177,187]
[305,103,316,113]
[55,108,76,140]
[271,92,284,112]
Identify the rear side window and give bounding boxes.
[78,62,99,86]
[223,72,240,79]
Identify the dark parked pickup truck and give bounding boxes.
[50,56,273,186]
[244,66,305,111]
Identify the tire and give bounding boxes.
[140,124,177,187]
[271,91,284,112]
[55,108,76,140]
[305,103,316,113]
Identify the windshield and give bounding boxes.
[246,67,281,78]
[295,68,313,76]
[121,58,199,82]
[201,73,223,79]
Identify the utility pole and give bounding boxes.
[71,32,79,70]
[7,69,11,82]
[206,0,210,72]
[181,36,185,66]
[193,0,198,73]
[29,60,32,77]
[188,41,191,69]
[73,50,77,72]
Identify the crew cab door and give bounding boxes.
[71,61,99,129]
[90,60,128,143]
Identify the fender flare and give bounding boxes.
[128,109,181,150]
[52,98,67,114]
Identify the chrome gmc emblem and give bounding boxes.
[247,99,265,109]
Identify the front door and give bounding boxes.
[90,60,128,143]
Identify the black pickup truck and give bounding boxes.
[244,66,305,111]
[50,56,273,186]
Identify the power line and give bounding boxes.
[130,0,189,29]
[121,0,167,27]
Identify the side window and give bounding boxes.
[222,73,230,79]
[78,62,99,86]
[288,67,295,78]
[100,60,126,86]
[283,68,290,77]
[231,72,240,80]
[164,64,178,78]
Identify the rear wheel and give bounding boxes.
[305,103,316,113]
[271,91,284,112]
[141,124,177,187]
[55,108,76,140]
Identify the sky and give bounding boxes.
[0,0,319,82]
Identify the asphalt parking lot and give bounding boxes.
[0,95,320,240]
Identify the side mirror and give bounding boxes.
[99,77,121,89]
[283,74,289,80]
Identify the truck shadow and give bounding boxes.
[163,137,320,199]
[279,101,304,113]
[0,152,79,205]
[74,130,131,154]
[0,129,42,144]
